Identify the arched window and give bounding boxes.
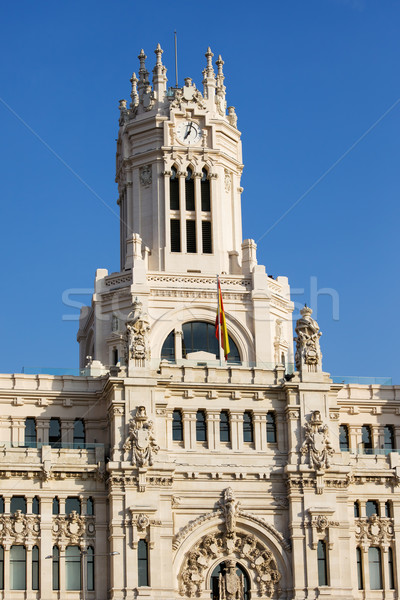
[384,425,395,451]
[243,411,253,443]
[356,547,363,589]
[362,425,373,454]
[138,539,149,587]
[170,166,179,210]
[385,501,392,518]
[339,425,349,451]
[366,500,379,517]
[161,331,175,361]
[11,496,26,514]
[65,497,81,515]
[86,546,94,591]
[196,410,207,442]
[0,546,4,590]
[49,418,61,448]
[266,412,276,443]
[52,497,60,515]
[388,547,395,589]
[172,410,183,442]
[317,540,328,586]
[52,546,60,590]
[220,411,230,443]
[185,168,195,210]
[73,419,85,448]
[32,496,40,515]
[182,321,240,363]
[25,418,36,447]
[86,497,94,516]
[32,545,39,590]
[66,546,81,591]
[368,546,382,590]
[211,561,250,600]
[354,501,360,518]
[10,545,26,590]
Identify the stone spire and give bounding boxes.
[152,43,167,101]
[130,72,138,109]
[137,49,149,101]
[215,54,226,116]
[202,47,216,101]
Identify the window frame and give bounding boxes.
[243,411,254,444]
[196,410,207,443]
[317,540,328,586]
[138,539,149,587]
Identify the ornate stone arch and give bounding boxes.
[152,305,253,363]
[173,490,292,599]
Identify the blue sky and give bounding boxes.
[0,1,398,381]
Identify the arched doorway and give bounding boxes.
[210,561,250,600]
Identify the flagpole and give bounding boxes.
[217,274,223,366]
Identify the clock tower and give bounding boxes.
[78,45,294,374]
[116,45,244,276]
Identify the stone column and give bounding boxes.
[253,411,266,451]
[361,546,370,592]
[166,409,173,451]
[178,171,187,253]
[174,329,183,361]
[206,410,220,451]
[276,412,286,453]
[25,544,32,594]
[36,419,48,445]
[61,420,74,445]
[183,410,196,450]
[39,496,53,599]
[126,179,133,238]
[394,426,400,452]
[230,412,243,452]
[194,172,202,254]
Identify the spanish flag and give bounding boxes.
[215,277,230,360]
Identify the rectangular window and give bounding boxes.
[52,546,60,591]
[66,546,81,591]
[32,545,39,590]
[186,220,196,253]
[0,546,3,590]
[138,540,149,586]
[172,410,183,442]
[87,547,94,591]
[388,547,395,590]
[369,547,382,590]
[266,412,276,443]
[317,541,328,586]
[10,545,26,590]
[202,221,212,254]
[220,411,231,443]
[170,219,181,253]
[356,547,363,589]
[243,412,253,443]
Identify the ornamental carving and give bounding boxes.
[218,487,240,538]
[219,559,244,600]
[140,165,152,187]
[355,515,394,546]
[53,511,95,544]
[294,305,322,372]
[123,406,159,468]
[179,531,280,598]
[224,170,231,193]
[0,512,40,542]
[301,411,334,473]
[125,298,151,364]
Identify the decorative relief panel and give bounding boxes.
[140,165,152,187]
[0,511,40,543]
[301,411,334,473]
[355,516,394,548]
[123,406,159,468]
[52,511,95,544]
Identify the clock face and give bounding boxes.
[176,121,202,145]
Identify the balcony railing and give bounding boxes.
[332,376,392,385]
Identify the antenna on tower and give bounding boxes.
[174,30,179,88]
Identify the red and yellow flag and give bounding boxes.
[215,278,230,360]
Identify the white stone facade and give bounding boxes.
[0,45,399,600]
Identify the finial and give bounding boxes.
[130,72,138,108]
[205,47,214,70]
[216,54,224,76]
[154,43,163,65]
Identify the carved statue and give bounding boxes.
[294,305,322,372]
[123,406,159,467]
[220,488,240,538]
[301,411,334,472]
[125,298,151,364]
[219,560,244,600]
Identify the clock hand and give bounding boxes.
[184,122,193,139]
